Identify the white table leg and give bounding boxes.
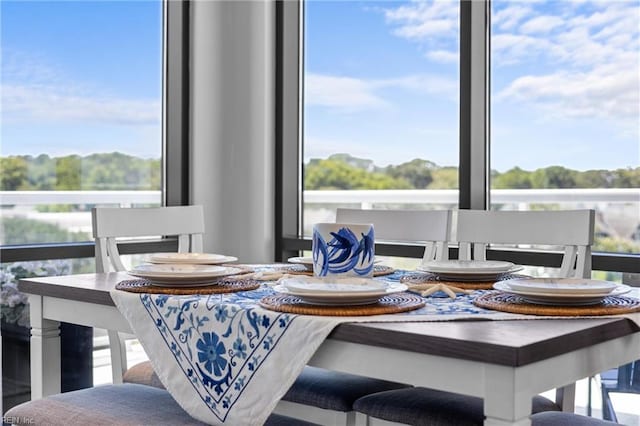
[28,295,61,399]
[483,365,532,426]
[556,383,576,412]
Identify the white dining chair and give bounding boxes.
[92,205,205,384]
[336,207,451,262]
[274,208,453,426]
[456,209,594,278]
[353,208,596,426]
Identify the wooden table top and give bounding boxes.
[20,272,640,367]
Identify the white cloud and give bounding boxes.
[2,84,160,125]
[426,49,458,63]
[305,74,388,111]
[492,33,561,65]
[383,1,458,42]
[497,66,639,124]
[1,50,160,125]
[520,15,564,34]
[493,5,533,31]
[305,72,458,113]
[492,0,639,128]
[375,74,458,100]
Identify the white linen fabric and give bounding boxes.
[110,270,640,426]
[112,288,339,426]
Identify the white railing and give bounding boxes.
[0,190,161,205]
[0,188,637,208]
[1,188,638,246]
[304,188,639,207]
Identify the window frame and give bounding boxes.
[275,0,640,275]
[0,0,190,264]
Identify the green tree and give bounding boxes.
[574,170,611,188]
[304,158,411,190]
[1,217,90,244]
[593,236,640,254]
[385,159,435,189]
[531,166,577,188]
[492,167,532,189]
[0,156,30,190]
[55,155,82,190]
[613,167,640,187]
[428,167,458,189]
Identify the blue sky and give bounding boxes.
[304,0,639,172]
[1,0,162,159]
[1,0,638,173]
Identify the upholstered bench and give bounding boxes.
[351,386,619,426]
[531,412,618,426]
[124,361,410,414]
[120,363,617,426]
[5,383,320,426]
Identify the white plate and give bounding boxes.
[416,265,524,282]
[273,282,407,306]
[418,260,515,274]
[502,278,618,295]
[494,281,631,306]
[128,264,245,286]
[280,276,388,294]
[147,252,238,265]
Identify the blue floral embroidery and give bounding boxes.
[232,338,247,359]
[140,292,296,422]
[197,332,228,376]
[313,226,375,276]
[215,305,228,322]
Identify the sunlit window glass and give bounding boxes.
[1,0,163,245]
[303,0,460,235]
[490,0,640,256]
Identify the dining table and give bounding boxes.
[16,265,640,426]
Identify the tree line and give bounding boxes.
[1,153,161,191]
[1,152,638,191]
[304,154,639,190]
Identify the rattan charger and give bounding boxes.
[259,292,424,316]
[401,272,528,290]
[116,277,261,295]
[474,291,640,316]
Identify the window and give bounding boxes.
[279,0,639,275]
[490,0,640,257]
[302,0,460,236]
[1,0,163,246]
[0,0,172,412]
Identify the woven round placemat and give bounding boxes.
[284,264,396,278]
[473,291,640,316]
[116,278,261,295]
[259,292,424,316]
[400,272,528,290]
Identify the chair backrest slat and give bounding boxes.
[335,208,452,262]
[456,209,595,278]
[92,205,206,272]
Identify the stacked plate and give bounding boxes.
[418,260,523,281]
[127,263,245,287]
[287,256,381,271]
[273,276,407,306]
[494,278,631,306]
[147,252,238,265]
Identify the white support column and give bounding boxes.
[191,0,276,263]
[28,295,61,399]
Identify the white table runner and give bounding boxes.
[111,272,640,426]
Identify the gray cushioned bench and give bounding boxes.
[5,383,320,426]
